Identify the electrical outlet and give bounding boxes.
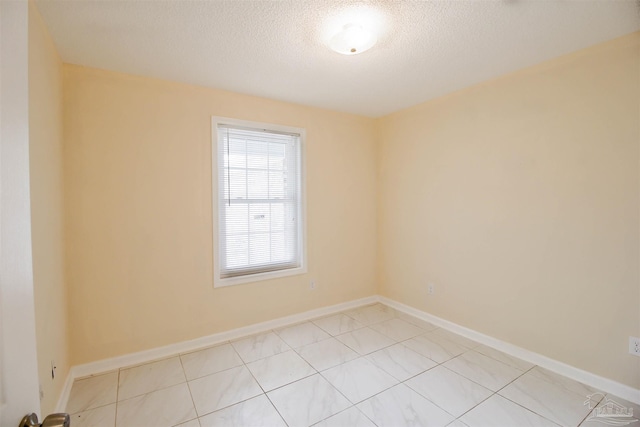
[629,337,640,357]
[310,280,316,290]
[428,283,435,295]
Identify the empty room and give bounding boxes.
[1,0,638,426]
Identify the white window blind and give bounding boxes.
[217,123,303,281]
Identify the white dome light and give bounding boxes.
[329,24,377,55]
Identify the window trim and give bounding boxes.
[211,116,307,288]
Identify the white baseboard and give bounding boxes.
[55,293,640,413]
[55,295,377,411]
[377,295,640,405]
[54,365,75,413]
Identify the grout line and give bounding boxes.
[192,358,267,420]
[316,368,362,407]
[113,369,120,427]
[438,362,498,392]
[357,405,381,427]
[485,365,567,426]
[192,344,267,421]
[399,364,463,419]
[233,339,292,427]
[178,339,231,358]
[114,364,188,403]
[238,336,290,426]
[177,353,199,422]
[489,394,563,427]
[575,391,606,427]
[195,393,267,421]
[263,393,291,427]
[452,395,495,425]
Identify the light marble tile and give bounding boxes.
[118,357,186,401]
[116,383,196,427]
[231,332,290,363]
[369,318,425,341]
[396,312,439,331]
[343,305,396,326]
[366,343,436,381]
[69,403,116,427]
[297,337,358,371]
[198,395,286,427]
[267,374,351,427]
[188,366,262,416]
[580,394,639,426]
[362,303,395,313]
[67,372,118,414]
[402,333,467,363]
[313,314,364,336]
[246,350,315,391]
[473,345,535,371]
[335,327,395,355]
[499,373,595,427]
[312,406,376,427]
[430,329,481,349]
[322,357,398,403]
[528,367,599,396]
[275,322,330,348]
[461,394,559,427]
[357,384,455,427]
[405,365,492,417]
[443,351,523,391]
[363,302,398,316]
[180,343,243,381]
[175,420,201,427]
[447,421,470,427]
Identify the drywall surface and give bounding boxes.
[377,32,640,388]
[29,1,69,414]
[63,65,377,364]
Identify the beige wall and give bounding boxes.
[28,2,69,414]
[377,33,640,388]
[63,65,378,364]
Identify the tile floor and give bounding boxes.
[66,303,639,427]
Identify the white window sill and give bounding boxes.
[214,265,307,288]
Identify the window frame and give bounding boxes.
[212,116,307,288]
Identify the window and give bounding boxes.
[212,117,306,287]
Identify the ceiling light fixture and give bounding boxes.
[329,24,377,55]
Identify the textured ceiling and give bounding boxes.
[36,0,640,117]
